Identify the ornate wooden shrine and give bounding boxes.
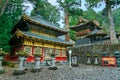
[70,17,107,45]
[9,14,73,62]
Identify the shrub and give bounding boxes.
[93,53,99,57]
[16,51,28,57]
[0,50,7,56]
[86,52,91,57]
[2,60,10,66]
[2,60,18,68]
[34,53,42,57]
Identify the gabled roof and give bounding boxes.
[70,19,101,32]
[86,29,107,38]
[22,31,72,45]
[30,15,61,30]
[11,30,73,46]
[12,14,68,36]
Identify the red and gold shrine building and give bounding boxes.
[9,14,73,62]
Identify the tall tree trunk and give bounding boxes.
[64,11,70,41]
[106,0,118,44]
[0,0,1,5]
[0,0,9,16]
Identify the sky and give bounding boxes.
[22,0,34,15]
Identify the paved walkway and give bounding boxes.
[0,64,120,80]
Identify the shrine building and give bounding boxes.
[70,17,108,45]
[9,14,73,62]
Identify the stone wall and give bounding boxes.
[69,44,120,65]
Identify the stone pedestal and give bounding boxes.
[74,56,77,64]
[32,57,41,72]
[0,56,5,74]
[51,57,55,67]
[71,56,79,67]
[24,57,28,69]
[49,57,57,70]
[14,57,26,75]
[114,51,120,66]
[87,57,91,64]
[94,57,99,65]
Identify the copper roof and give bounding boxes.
[70,20,101,32]
[22,31,72,45]
[12,14,68,36]
[11,30,73,46]
[86,30,107,38]
[23,14,67,32]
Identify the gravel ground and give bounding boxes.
[0,64,120,80]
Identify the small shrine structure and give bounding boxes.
[9,14,73,62]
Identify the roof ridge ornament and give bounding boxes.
[15,29,22,38]
[77,17,88,25]
[22,13,29,20]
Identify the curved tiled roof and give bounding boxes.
[12,14,68,36]
[22,14,68,34]
[31,16,63,30]
[18,30,72,46]
[86,29,107,38]
[70,20,101,32]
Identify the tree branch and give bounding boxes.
[0,0,9,16]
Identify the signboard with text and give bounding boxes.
[102,57,116,67]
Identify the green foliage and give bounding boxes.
[2,60,9,66]
[57,0,82,41]
[0,48,7,56]
[0,14,13,52]
[0,0,24,52]
[16,51,28,57]
[34,53,42,57]
[86,0,120,8]
[86,1,120,33]
[29,0,60,26]
[57,0,82,22]
[70,30,76,41]
[68,8,83,26]
[2,60,17,67]
[113,8,120,32]
[99,9,109,33]
[85,0,120,43]
[57,0,81,10]
[83,8,103,25]
[93,53,99,57]
[86,52,91,57]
